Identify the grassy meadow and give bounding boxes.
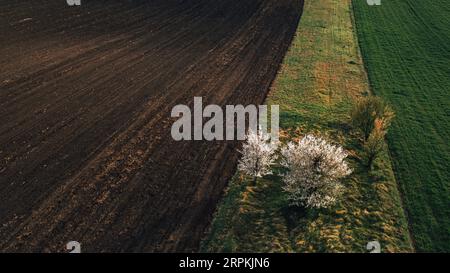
[352,0,450,252]
[202,0,413,253]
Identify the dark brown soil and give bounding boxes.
[0,0,303,252]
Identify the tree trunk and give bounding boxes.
[252,176,257,186]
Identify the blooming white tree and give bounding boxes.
[238,129,278,184]
[281,135,352,209]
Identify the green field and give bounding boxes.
[202,0,413,253]
[352,0,450,252]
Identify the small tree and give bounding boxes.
[351,96,394,140]
[363,117,392,167]
[281,135,352,209]
[238,129,278,185]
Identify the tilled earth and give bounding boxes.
[0,0,302,252]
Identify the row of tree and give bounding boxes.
[238,96,394,209]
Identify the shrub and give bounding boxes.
[364,118,386,167]
[351,96,394,140]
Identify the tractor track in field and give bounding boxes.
[0,0,302,252]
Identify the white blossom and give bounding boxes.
[281,135,352,209]
[238,129,278,179]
